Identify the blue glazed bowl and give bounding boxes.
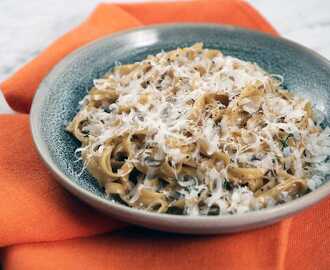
[30,24,330,234]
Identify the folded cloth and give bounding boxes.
[2,205,329,270]
[1,1,329,269]
[0,114,125,247]
[2,203,330,270]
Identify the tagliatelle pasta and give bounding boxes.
[66,43,330,215]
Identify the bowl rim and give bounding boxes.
[30,23,330,228]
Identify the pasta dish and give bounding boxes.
[67,43,330,215]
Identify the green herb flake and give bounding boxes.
[223,179,233,190]
[281,133,294,149]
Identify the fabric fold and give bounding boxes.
[0,115,125,247]
[118,0,277,34]
[3,224,288,270]
[3,203,330,270]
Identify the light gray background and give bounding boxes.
[0,0,329,113]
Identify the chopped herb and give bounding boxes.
[223,179,233,191]
[320,120,328,129]
[281,133,294,149]
[208,206,220,215]
[103,107,113,113]
[167,207,184,215]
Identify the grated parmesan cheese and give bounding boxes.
[67,43,330,216]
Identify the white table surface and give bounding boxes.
[0,0,329,113]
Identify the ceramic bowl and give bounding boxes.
[30,24,330,234]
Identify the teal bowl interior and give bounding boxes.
[31,24,330,219]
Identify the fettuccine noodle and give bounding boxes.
[67,43,330,215]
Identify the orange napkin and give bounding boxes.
[0,1,329,269]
